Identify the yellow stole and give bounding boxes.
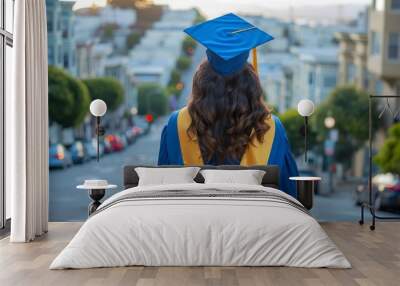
[177,107,275,165]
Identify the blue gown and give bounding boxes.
[158,107,299,198]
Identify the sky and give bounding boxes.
[73,0,372,18]
[153,0,371,17]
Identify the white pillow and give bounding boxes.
[200,169,266,185]
[135,167,201,186]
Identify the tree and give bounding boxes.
[312,86,377,168]
[374,123,400,175]
[109,0,151,9]
[182,36,197,56]
[83,77,125,111]
[126,31,141,50]
[48,66,90,128]
[176,56,192,71]
[137,83,168,116]
[169,68,181,86]
[101,23,118,41]
[279,109,316,157]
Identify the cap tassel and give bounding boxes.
[252,48,258,74]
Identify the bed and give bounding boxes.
[50,165,350,269]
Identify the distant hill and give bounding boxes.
[75,0,163,35]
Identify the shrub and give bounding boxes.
[48,66,90,128]
[83,77,125,111]
[137,83,168,116]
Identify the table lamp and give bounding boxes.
[297,99,315,162]
[89,99,107,162]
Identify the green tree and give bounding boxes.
[166,84,183,98]
[176,55,192,71]
[169,68,181,86]
[312,86,377,168]
[83,77,125,111]
[182,36,197,56]
[137,83,168,116]
[126,31,141,50]
[374,123,400,175]
[279,109,316,157]
[101,23,118,41]
[48,66,90,128]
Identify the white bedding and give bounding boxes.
[50,183,351,269]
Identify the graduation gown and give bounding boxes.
[158,107,299,198]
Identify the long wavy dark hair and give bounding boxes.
[187,61,271,163]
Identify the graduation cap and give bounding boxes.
[184,13,274,76]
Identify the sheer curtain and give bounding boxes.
[8,0,49,242]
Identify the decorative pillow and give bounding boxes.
[135,167,201,186]
[200,169,266,185]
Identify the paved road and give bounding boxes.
[49,118,166,221]
[177,45,206,108]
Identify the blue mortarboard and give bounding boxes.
[184,13,274,76]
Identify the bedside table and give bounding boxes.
[289,176,321,210]
[77,180,117,216]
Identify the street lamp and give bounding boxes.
[297,99,315,162]
[324,115,336,194]
[324,116,335,129]
[90,99,107,162]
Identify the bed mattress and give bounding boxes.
[50,183,350,269]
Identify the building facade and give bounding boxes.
[46,0,77,75]
[60,0,77,75]
[368,0,400,98]
[46,0,63,67]
[292,47,338,105]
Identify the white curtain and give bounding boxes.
[8,0,49,242]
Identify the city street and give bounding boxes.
[49,43,394,224]
[49,120,393,223]
[49,118,166,221]
[49,44,206,222]
[178,45,206,108]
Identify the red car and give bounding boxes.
[104,135,124,152]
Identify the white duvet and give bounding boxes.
[50,183,351,269]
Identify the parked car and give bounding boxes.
[103,138,113,154]
[119,134,128,148]
[125,129,136,145]
[104,135,124,152]
[354,173,400,212]
[69,141,90,164]
[84,139,102,159]
[132,126,143,137]
[49,144,72,169]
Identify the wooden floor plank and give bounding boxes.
[0,222,399,286]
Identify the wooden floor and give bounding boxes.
[0,222,399,286]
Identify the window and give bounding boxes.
[370,31,380,55]
[5,0,13,33]
[308,71,315,85]
[374,0,385,11]
[1,0,14,230]
[323,75,336,88]
[64,53,69,68]
[388,32,400,60]
[392,0,400,10]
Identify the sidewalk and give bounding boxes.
[311,178,394,221]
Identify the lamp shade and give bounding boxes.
[297,99,315,117]
[90,99,107,117]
